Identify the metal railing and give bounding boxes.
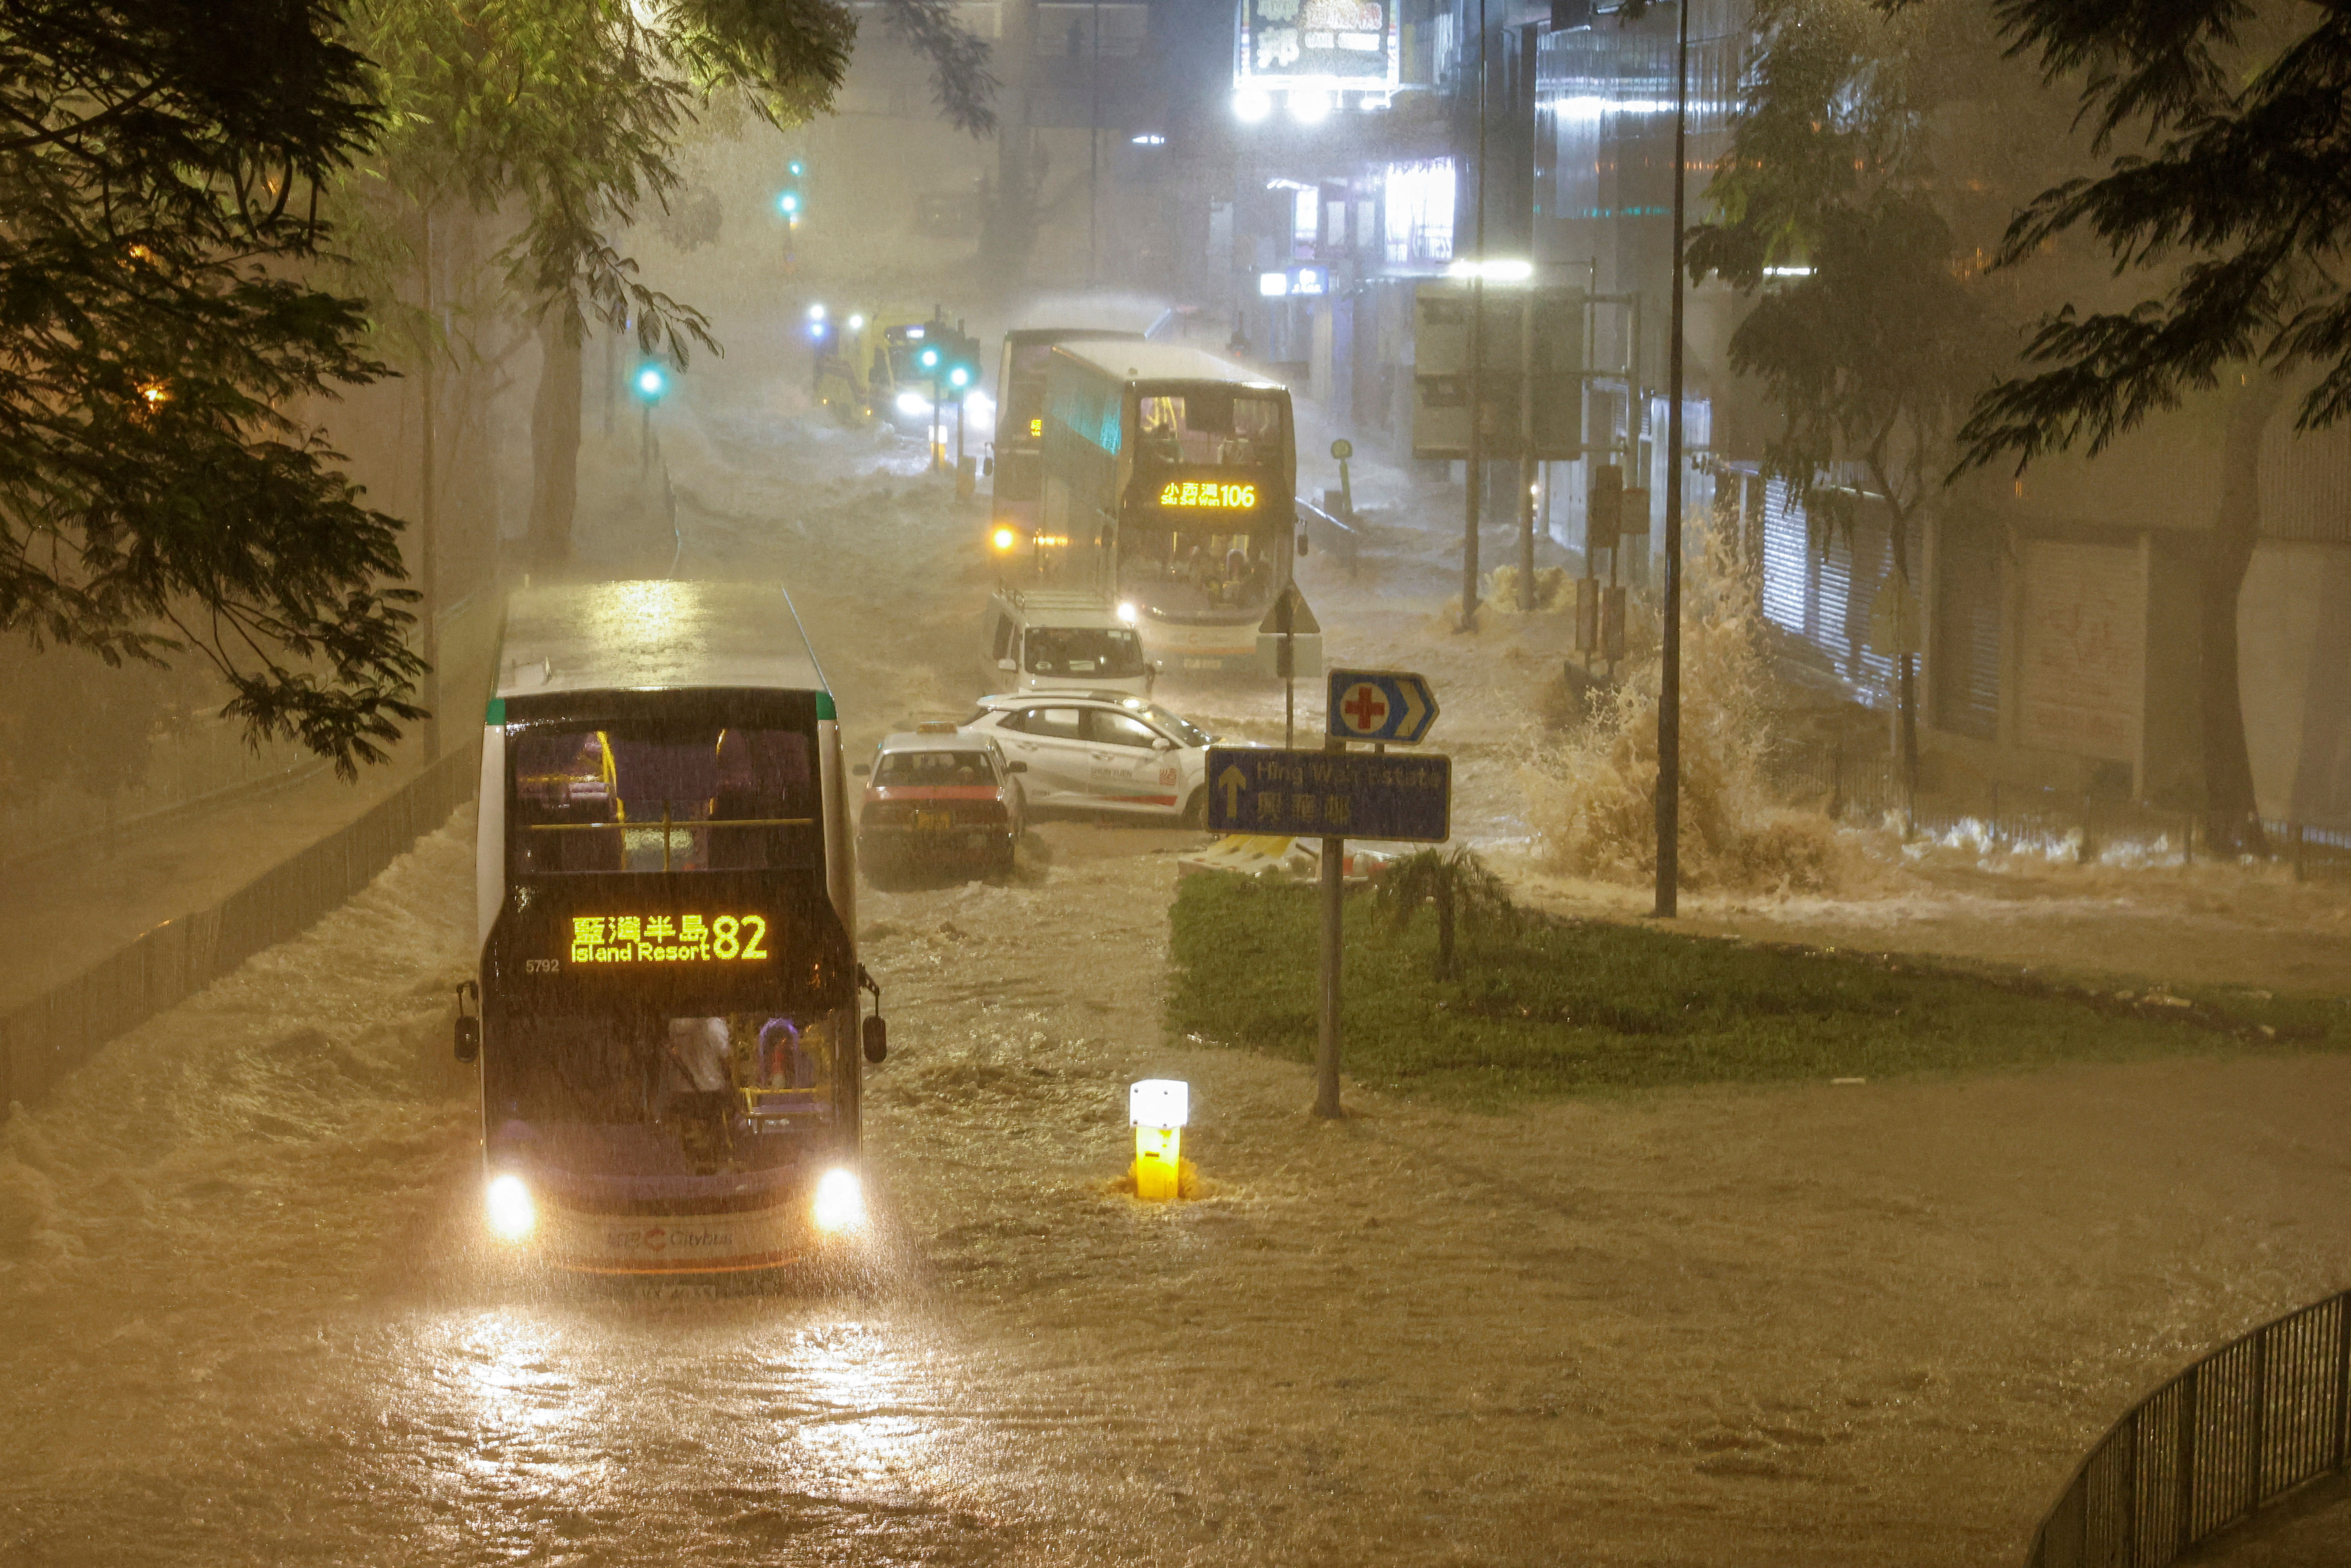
[1296,494,1363,574]
[2030,1290,2351,1567]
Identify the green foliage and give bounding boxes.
[1166,873,2343,1110]
[1373,846,1514,980]
[1945,1,2351,466]
[343,0,993,359]
[0,0,425,777]
[1687,0,1984,540]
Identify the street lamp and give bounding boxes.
[1655,0,1690,918]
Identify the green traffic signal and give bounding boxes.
[632,363,668,402]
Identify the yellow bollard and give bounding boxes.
[1129,1079,1189,1202]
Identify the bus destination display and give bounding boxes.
[1157,481,1259,510]
[568,913,770,965]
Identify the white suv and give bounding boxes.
[960,691,1222,825]
[980,588,1157,699]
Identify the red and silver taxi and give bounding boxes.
[854,726,1026,878]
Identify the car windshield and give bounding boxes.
[1137,704,1213,749]
[1025,626,1147,678]
[875,748,995,785]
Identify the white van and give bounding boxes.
[980,587,1157,699]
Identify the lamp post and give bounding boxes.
[1653,0,1689,918]
[1459,0,1489,633]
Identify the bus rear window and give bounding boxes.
[509,721,820,875]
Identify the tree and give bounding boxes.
[342,0,996,572]
[0,0,424,776]
[1375,846,1514,981]
[1932,0,2346,853]
[1688,0,1986,829]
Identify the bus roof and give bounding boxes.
[495,580,830,701]
[1051,340,1286,390]
[1006,327,1144,350]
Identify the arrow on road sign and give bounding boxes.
[1326,668,1440,744]
[1217,762,1249,818]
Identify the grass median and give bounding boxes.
[1165,873,2347,1109]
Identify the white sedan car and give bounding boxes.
[960,691,1222,826]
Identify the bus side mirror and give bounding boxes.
[862,1015,888,1064]
[1007,760,1029,773]
[1298,534,1310,557]
[454,980,480,1063]
[984,455,995,477]
[997,657,1017,673]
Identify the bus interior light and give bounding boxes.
[848,313,866,330]
[485,1173,535,1240]
[813,1168,866,1233]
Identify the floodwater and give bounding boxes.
[5,307,2351,1565]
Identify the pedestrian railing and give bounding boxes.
[1296,495,1364,575]
[2030,1290,2351,1568]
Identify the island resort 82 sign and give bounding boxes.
[1235,0,1400,98]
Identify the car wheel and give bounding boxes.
[1181,788,1206,829]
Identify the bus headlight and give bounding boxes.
[1116,601,1139,625]
[812,1167,866,1233]
[895,390,931,418]
[485,1173,535,1240]
[991,526,1018,551]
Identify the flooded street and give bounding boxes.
[6,328,2351,1566]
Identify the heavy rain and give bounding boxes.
[5,2,2351,1564]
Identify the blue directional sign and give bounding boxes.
[1328,668,1439,744]
[1205,747,1451,842]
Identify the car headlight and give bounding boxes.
[895,390,931,417]
[812,1167,866,1233]
[485,1173,535,1240]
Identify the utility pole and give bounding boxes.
[1517,276,1538,611]
[1459,0,1488,633]
[1089,0,1102,288]
[1654,0,1690,918]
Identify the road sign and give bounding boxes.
[1257,583,1323,677]
[1326,668,1438,744]
[1205,747,1450,842]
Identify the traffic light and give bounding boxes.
[777,158,808,225]
[632,362,669,402]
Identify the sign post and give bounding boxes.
[1206,669,1446,1119]
[1256,584,1323,750]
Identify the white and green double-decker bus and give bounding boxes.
[456,581,882,1276]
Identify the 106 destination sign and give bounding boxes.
[1205,747,1450,842]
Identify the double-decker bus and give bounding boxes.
[987,327,1143,560]
[456,580,882,1276]
[1037,343,1297,674]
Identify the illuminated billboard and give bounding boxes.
[1234,0,1399,92]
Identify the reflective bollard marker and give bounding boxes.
[1130,1079,1189,1202]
